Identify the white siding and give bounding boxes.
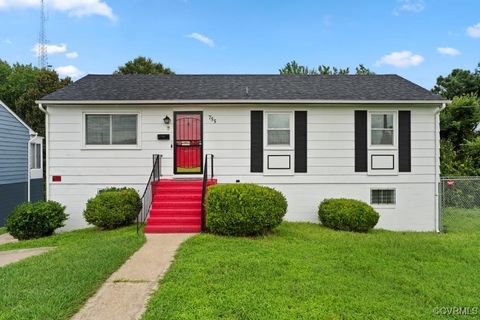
[47,104,439,231]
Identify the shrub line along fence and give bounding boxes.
[439,176,480,232]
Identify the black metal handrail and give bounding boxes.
[137,154,162,234]
[201,154,214,232]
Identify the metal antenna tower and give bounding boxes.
[38,0,48,69]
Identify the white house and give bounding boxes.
[37,74,447,232]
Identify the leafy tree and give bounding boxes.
[0,62,38,111]
[439,94,480,176]
[15,70,72,137]
[278,60,313,75]
[461,137,480,175]
[114,56,174,75]
[0,60,71,137]
[440,94,480,147]
[317,65,350,75]
[433,63,480,100]
[355,64,375,75]
[279,60,373,75]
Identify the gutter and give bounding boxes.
[434,102,447,232]
[38,103,49,200]
[36,99,449,105]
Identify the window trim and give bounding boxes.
[82,111,141,150]
[30,142,42,170]
[368,111,397,149]
[264,111,294,150]
[370,188,396,206]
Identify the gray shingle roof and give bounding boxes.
[40,74,445,102]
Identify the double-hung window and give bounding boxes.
[85,114,138,146]
[370,113,394,146]
[266,112,292,146]
[30,143,41,169]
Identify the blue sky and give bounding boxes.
[1,0,479,89]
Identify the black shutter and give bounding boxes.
[355,110,368,172]
[398,110,411,172]
[251,110,263,172]
[295,111,307,172]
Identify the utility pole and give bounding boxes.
[38,0,48,69]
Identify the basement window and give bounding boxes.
[371,189,396,205]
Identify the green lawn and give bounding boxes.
[0,226,145,320]
[143,222,480,320]
[0,227,6,235]
[442,208,480,232]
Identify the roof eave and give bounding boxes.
[36,99,449,105]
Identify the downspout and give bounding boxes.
[434,102,447,232]
[27,132,38,202]
[38,103,49,200]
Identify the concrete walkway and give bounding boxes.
[0,247,52,267]
[71,233,195,320]
[0,233,18,245]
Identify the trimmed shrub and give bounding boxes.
[83,187,142,229]
[318,198,379,232]
[6,201,67,240]
[206,184,287,236]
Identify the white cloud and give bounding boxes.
[467,23,480,38]
[437,47,461,56]
[0,0,115,20]
[55,65,83,78]
[394,0,425,15]
[65,51,79,59]
[376,51,424,68]
[187,32,214,47]
[31,43,67,56]
[1,38,12,44]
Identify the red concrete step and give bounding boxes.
[149,208,201,217]
[145,179,216,234]
[153,179,217,189]
[144,224,201,233]
[154,193,202,201]
[152,201,201,209]
[146,216,200,225]
[153,187,202,195]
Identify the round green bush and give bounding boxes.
[6,201,67,240]
[83,187,142,229]
[206,184,287,236]
[318,198,379,232]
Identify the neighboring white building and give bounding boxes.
[37,74,447,231]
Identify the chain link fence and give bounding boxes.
[439,177,480,232]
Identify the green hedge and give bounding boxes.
[206,184,287,236]
[6,201,68,240]
[83,187,142,229]
[318,198,379,232]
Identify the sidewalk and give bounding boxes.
[71,233,194,320]
[0,233,17,245]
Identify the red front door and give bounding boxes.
[174,112,202,174]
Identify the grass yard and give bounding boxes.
[442,208,480,232]
[0,226,145,320]
[143,222,480,320]
[0,227,6,235]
